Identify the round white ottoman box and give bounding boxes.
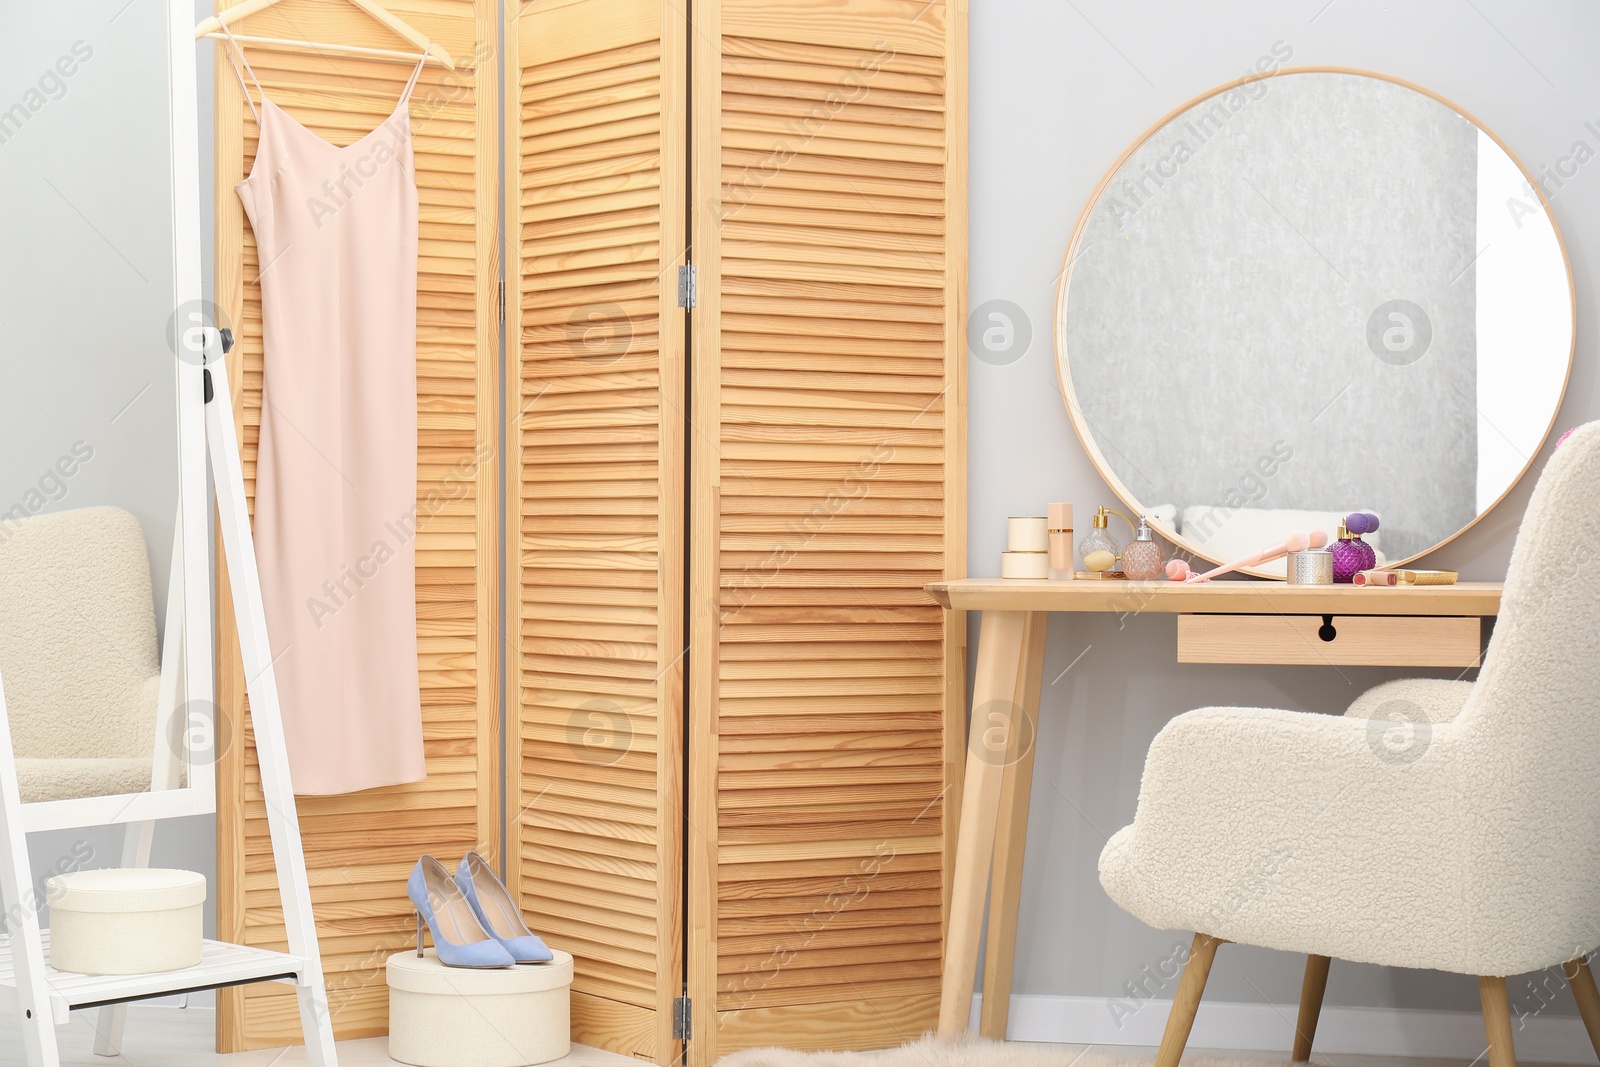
[388,948,573,1067]
[46,868,206,975]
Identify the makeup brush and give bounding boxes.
[1166,530,1329,583]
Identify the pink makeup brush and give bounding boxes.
[1167,530,1329,583]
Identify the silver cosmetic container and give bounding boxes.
[1285,548,1333,585]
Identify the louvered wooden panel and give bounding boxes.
[212,0,501,1051]
[687,0,967,1061]
[507,0,687,1061]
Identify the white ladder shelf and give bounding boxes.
[0,934,307,1025]
[0,344,340,1067]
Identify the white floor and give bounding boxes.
[0,1006,641,1067]
[0,1008,1588,1067]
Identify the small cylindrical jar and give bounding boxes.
[1000,551,1048,580]
[1286,548,1334,585]
[1007,516,1048,553]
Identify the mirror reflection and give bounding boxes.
[1059,70,1573,576]
[0,4,193,800]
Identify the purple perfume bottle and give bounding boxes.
[1331,511,1379,583]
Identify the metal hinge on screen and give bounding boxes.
[673,994,692,1040]
[497,278,506,324]
[676,264,697,309]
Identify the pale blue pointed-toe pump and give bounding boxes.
[455,851,555,964]
[407,856,516,968]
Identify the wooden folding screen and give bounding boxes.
[212,0,502,1049]
[214,0,962,1057]
[504,0,688,1062]
[685,0,967,1061]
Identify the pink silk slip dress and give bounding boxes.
[224,33,427,794]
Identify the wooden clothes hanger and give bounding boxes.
[195,0,457,70]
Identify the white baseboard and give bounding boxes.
[973,994,1595,1063]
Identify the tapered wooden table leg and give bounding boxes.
[938,609,1032,1035]
[979,612,1048,1038]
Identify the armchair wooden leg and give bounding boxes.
[1292,954,1331,1062]
[1156,934,1224,1067]
[1481,975,1517,1067]
[1563,957,1600,1061]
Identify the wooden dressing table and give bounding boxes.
[928,577,1504,1036]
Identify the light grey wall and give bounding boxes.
[0,2,217,948]
[1064,72,1481,560]
[970,0,1599,1021]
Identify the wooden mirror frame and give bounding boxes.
[1054,66,1577,578]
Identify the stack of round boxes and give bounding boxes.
[1000,516,1049,579]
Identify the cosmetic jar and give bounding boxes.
[1285,548,1333,585]
[1007,516,1049,553]
[1000,551,1048,580]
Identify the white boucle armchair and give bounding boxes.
[0,506,165,802]
[1099,422,1600,1067]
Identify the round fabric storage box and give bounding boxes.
[388,948,573,1067]
[46,868,206,975]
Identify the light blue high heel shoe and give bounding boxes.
[407,856,516,968]
[455,851,555,964]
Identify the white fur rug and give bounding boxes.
[717,1035,1287,1067]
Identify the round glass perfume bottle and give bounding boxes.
[1330,511,1380,583]
[1121,515,1166,581]
[1078,506,1123,573]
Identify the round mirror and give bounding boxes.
[1057,68,1574,577]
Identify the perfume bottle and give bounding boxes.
[1121,515,1166,581]
[1078,506,1124,573]
[1330,511,1380,583]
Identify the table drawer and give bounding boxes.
[1176,613,1482,667]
